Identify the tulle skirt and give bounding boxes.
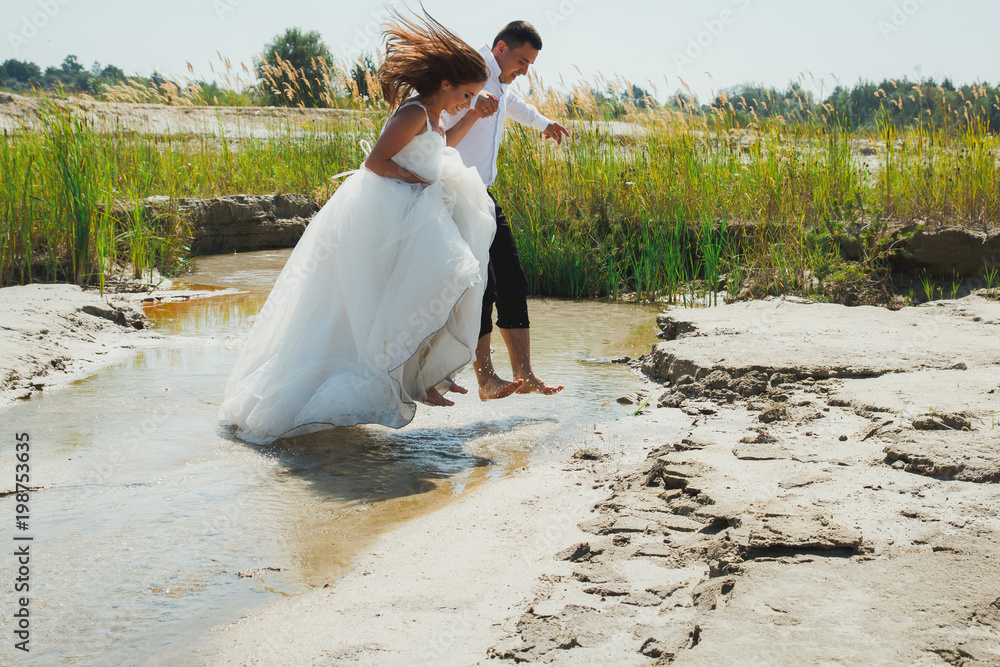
[218,163,495,445]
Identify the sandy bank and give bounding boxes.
[0,283,159,404]
[211,292,1000,665]
[209,411,685,666]
[0,91,360,137]
[0,282,242,405]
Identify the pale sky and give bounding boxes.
[4,0,998,103]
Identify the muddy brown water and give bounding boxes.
[0,248,659,665]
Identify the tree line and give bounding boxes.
[0,28,374,109]
[707,79,1000,131]
[2,27,997,132]
[0,54,127,94]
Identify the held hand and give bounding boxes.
[472,93,499,119]
[542,122,571,145]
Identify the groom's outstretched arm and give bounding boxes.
[506,92,570,145]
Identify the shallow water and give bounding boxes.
[0,248,659,665]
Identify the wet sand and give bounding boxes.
[0,281,244,407]
[3,276,998,664]
[0,257,661,664]
[0,283,158,405]
[213,293,1000,665]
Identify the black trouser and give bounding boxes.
[480,190,530,338]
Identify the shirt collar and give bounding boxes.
[480,43,503,86]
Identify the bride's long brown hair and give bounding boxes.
[378,8,488,110]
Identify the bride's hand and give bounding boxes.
[398,167,428,185]
[471,93,499,119]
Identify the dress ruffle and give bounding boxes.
[218,123,495,444]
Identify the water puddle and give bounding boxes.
[0,248,659,665]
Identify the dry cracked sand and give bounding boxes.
[212,292,1000,666]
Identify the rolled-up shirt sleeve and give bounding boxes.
[505,91,552,132]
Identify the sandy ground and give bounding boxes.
[0,92,359,137]
[209,292,1000,665]
[0,283,158,405]
[0,282,241,406]
[3,282,998,664]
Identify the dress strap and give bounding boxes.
[399,98,432,131]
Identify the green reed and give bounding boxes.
[0,92,368,289]
[494,82,998,303]
[43,104,100,285]
[2,84,998,305]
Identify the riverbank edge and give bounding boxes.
[206,401,681,666]
[3,279,997,663]
[0,281,237,406]
[209,293,1000,665]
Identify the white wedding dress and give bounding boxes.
[218,100,496,445]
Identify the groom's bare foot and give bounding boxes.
[424,387,455,407]
[448,382,468,395]
[478,375,524,401]
[515,375,564,395]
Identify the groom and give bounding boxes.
[443,20,570,400]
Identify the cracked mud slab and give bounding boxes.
[884,432,1000,483]
[675,548,1000,666]
[487,295,999,665]
[644,297,1000,382]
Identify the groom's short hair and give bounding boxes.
[493,21,543,51]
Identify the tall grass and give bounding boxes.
[495,75,999,302]
[1,74,998,305]
[0,92,369,290]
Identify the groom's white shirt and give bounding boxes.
[442,44,552,188]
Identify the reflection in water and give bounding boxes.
[243,418,537,584]
[0,248,659,666]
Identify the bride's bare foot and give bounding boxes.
[478,375,524,401]
[448,382,468,395]
[515,374,564,395]
[424,386,455,407]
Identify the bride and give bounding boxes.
[218,11,496,445]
